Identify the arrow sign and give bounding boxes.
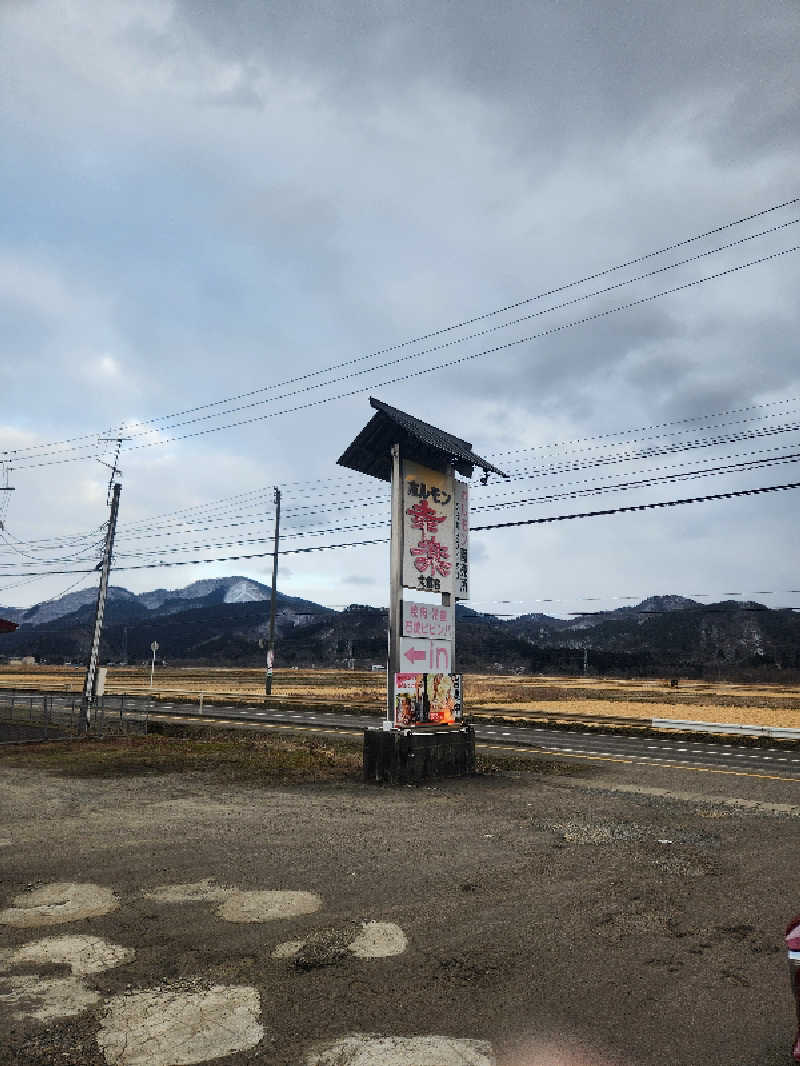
[399,636,453,673]
[404,646,427,664]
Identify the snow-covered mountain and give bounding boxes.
[4,576,274,627]
[138,577,270,611]
[16,586,138,627]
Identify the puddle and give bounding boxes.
[0,882,119,927]
[97,984,264,1066]
[0,974,101,1021]
[305,1033,495,1065]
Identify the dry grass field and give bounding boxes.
[2,665,800,727]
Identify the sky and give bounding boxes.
[1,0,799,618]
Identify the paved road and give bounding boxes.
[4,692,800,779]
[104,697,800,780]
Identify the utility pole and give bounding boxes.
[80,481,121,735]
[265,486,281,696]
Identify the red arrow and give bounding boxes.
[404,647,427,664]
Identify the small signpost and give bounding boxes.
[338,397,504,782]
[149,641,159,690]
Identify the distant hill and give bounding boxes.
[2,584,800,680]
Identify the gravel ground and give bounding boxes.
[1,749,798,1066]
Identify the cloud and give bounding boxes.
[0,0,798,619]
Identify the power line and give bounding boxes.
[41,194,800,446]
[3,476,799,578]
[7,203,800,466]
[119,242,800,452]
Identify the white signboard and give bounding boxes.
[400,636,454,673]
[453,479,469,600]
[401,459,455,595]
[402,600,454,641]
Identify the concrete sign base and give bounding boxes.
[362,726,475,785]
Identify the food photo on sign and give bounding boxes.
[394,672,426,727]
[394,673,463,727]
[426,673,462,724]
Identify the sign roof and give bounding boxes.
[337,397,507,483]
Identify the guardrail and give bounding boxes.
[652,717,800,740]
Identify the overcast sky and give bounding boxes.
[2,0,799,617]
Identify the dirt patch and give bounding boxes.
[0,975,101,1022]
[0,936,134,976]
[218,889,322,923]
[0,883,119,928]
[304,1033,496,1065]
[349,922,408,959]
[272,922,408,967]
[142,880,229,904]
[96,984,263,1066]
[0,735,363,784]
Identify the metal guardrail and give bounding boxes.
[1,687,799,744]
[652,717,800,740]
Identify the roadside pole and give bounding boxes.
[149,641,159,690]
[266,486,281,696]
[80,481,121,735]
[387,443,403,725]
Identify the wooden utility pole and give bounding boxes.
[80,481,121,734]
[265,486,281,696]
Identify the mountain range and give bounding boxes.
[2,578,800,680]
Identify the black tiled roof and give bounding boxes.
[337,397,506,482]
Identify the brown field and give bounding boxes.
[2,665,800,727]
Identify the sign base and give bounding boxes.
[363,725,475,785]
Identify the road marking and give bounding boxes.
[475,743,800,782]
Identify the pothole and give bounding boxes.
[0,934,134,975]
[0,883,120,927]
[97,984,264,1066]
[218,890,322,922]
[305,1033,495,1065]
[0,974,101,1021]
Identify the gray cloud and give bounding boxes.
[1,0,799,618]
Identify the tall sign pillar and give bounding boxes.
[387,443,403,723]
[337,397,504,779]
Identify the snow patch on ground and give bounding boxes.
[0,882,119,927]
[97,985,264,1066]
[0,974,101,1021]
[305,1033,496,1065]
[224,580,267,604]
[0,934,134,975]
